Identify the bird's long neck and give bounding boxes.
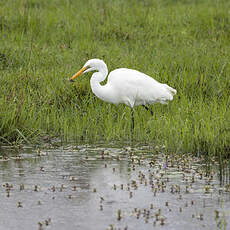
[90,65,110,102]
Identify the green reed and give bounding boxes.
[0,0,230,158]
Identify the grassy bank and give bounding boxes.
[0,0,230,156]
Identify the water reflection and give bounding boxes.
[0,143,229,230]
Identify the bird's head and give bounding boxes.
[70,59,106,82]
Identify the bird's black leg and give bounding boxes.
[131,108,135,130]
[142,105,153,116]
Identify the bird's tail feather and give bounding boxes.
[164,84,177,96]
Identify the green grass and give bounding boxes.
[0,0,230,157]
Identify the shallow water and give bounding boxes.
[0,143,229,230]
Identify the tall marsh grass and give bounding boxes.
[0,0,230,157]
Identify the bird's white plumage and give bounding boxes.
[71,59,176,108]
[107,68,176,107]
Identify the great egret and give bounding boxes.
[70,59,176,129]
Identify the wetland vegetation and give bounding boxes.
[0,0,230,158]
[1,1,230,229]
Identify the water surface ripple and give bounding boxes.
[0,144,229,230]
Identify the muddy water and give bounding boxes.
[0,143,229,230]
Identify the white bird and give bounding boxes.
[70,59,176,129]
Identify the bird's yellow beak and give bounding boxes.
[69,66,88,82]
